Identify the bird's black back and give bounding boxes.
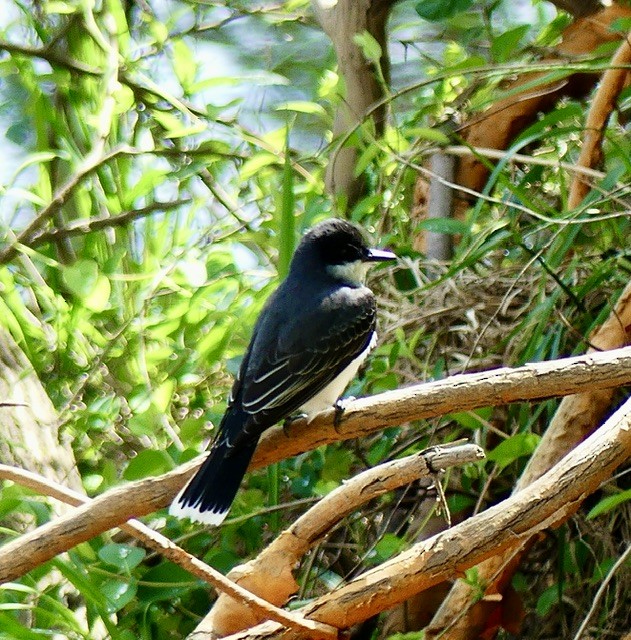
[217,266,376,451]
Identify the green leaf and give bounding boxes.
[152,380,175,412]
[370,533,406,563]
[61,259,99,297]
[275,101,327,117]
[240,152,278,181]
[52,557,109,609]
[491,25,530,62]
[449,408,493,430]
[536,584,559,616]
[171,40,197,91]
[487,432,540,470]
[152,110,206,138]
[277,127,295,279]
[45,1,78,14]
[136,562,197,603]
[415,0,473,22]
[353,31,382,64]
[83,274,111,311]
[102,579,138,612]
[99,543,146,572]
[123,449,175,481]
[417,218,469,235]
[587,488,631,519]
[406,127,451,144]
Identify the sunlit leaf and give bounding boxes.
[415,0,473,21]
[99,543,146,572]
[588,488,631,519]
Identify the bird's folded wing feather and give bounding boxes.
[241,291,376,417]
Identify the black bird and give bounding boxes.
[170,219,396,525]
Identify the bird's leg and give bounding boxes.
[333,396,355,432]
[282,413,306,437]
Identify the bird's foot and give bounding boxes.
[283,413,307,437]
[333,396,355,432]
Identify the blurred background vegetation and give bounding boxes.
[0,0,629,638]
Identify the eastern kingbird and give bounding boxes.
[169,219,396,525]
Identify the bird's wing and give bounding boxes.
[241,288,376,417]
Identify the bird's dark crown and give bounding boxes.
[293,219,369,267]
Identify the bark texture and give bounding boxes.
[0,326,81,500]
[2,347,631,583]
[191,395,631,639]
[313,0,397,205]
[193,445,483,638]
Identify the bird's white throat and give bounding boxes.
[327,260,371,285]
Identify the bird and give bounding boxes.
[169,218,396,525]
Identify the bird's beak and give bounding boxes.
[366,247,397,262]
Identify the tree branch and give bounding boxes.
[194,443,485,637]
[215,394,631,639]
[0,38,102,75]
[0,145,132,264]
[425,279,631,639]
[567,30,631,208]
[26,199,192,247]
[0,465,337,640]
[1,346,631,583]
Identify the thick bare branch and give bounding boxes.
[425,280,631,639]
[195,443,485,637]
[2,346,631,582]
[0,464,337,640]
[313,0,397,203]
[195,395,631,639]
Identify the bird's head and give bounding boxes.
[292,219,396,285]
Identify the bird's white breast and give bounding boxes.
[300,331,377,418]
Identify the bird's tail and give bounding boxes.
[169,432,259,526]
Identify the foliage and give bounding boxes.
[0,0,629,638]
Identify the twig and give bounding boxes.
[0,465,337,640]
[443,145,607,180]
[571,543,631,640]
[0,145,133,264]
[0,38,102,75]
[27,199,192,247]
[425,282,631,640]
[193,395,631,639]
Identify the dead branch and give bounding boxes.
[567,30,631,208]
[196,394,631,639]
[194,443,485,637]
[2,346,631,583]
[0,464,337,640]
[425,281,631,639]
